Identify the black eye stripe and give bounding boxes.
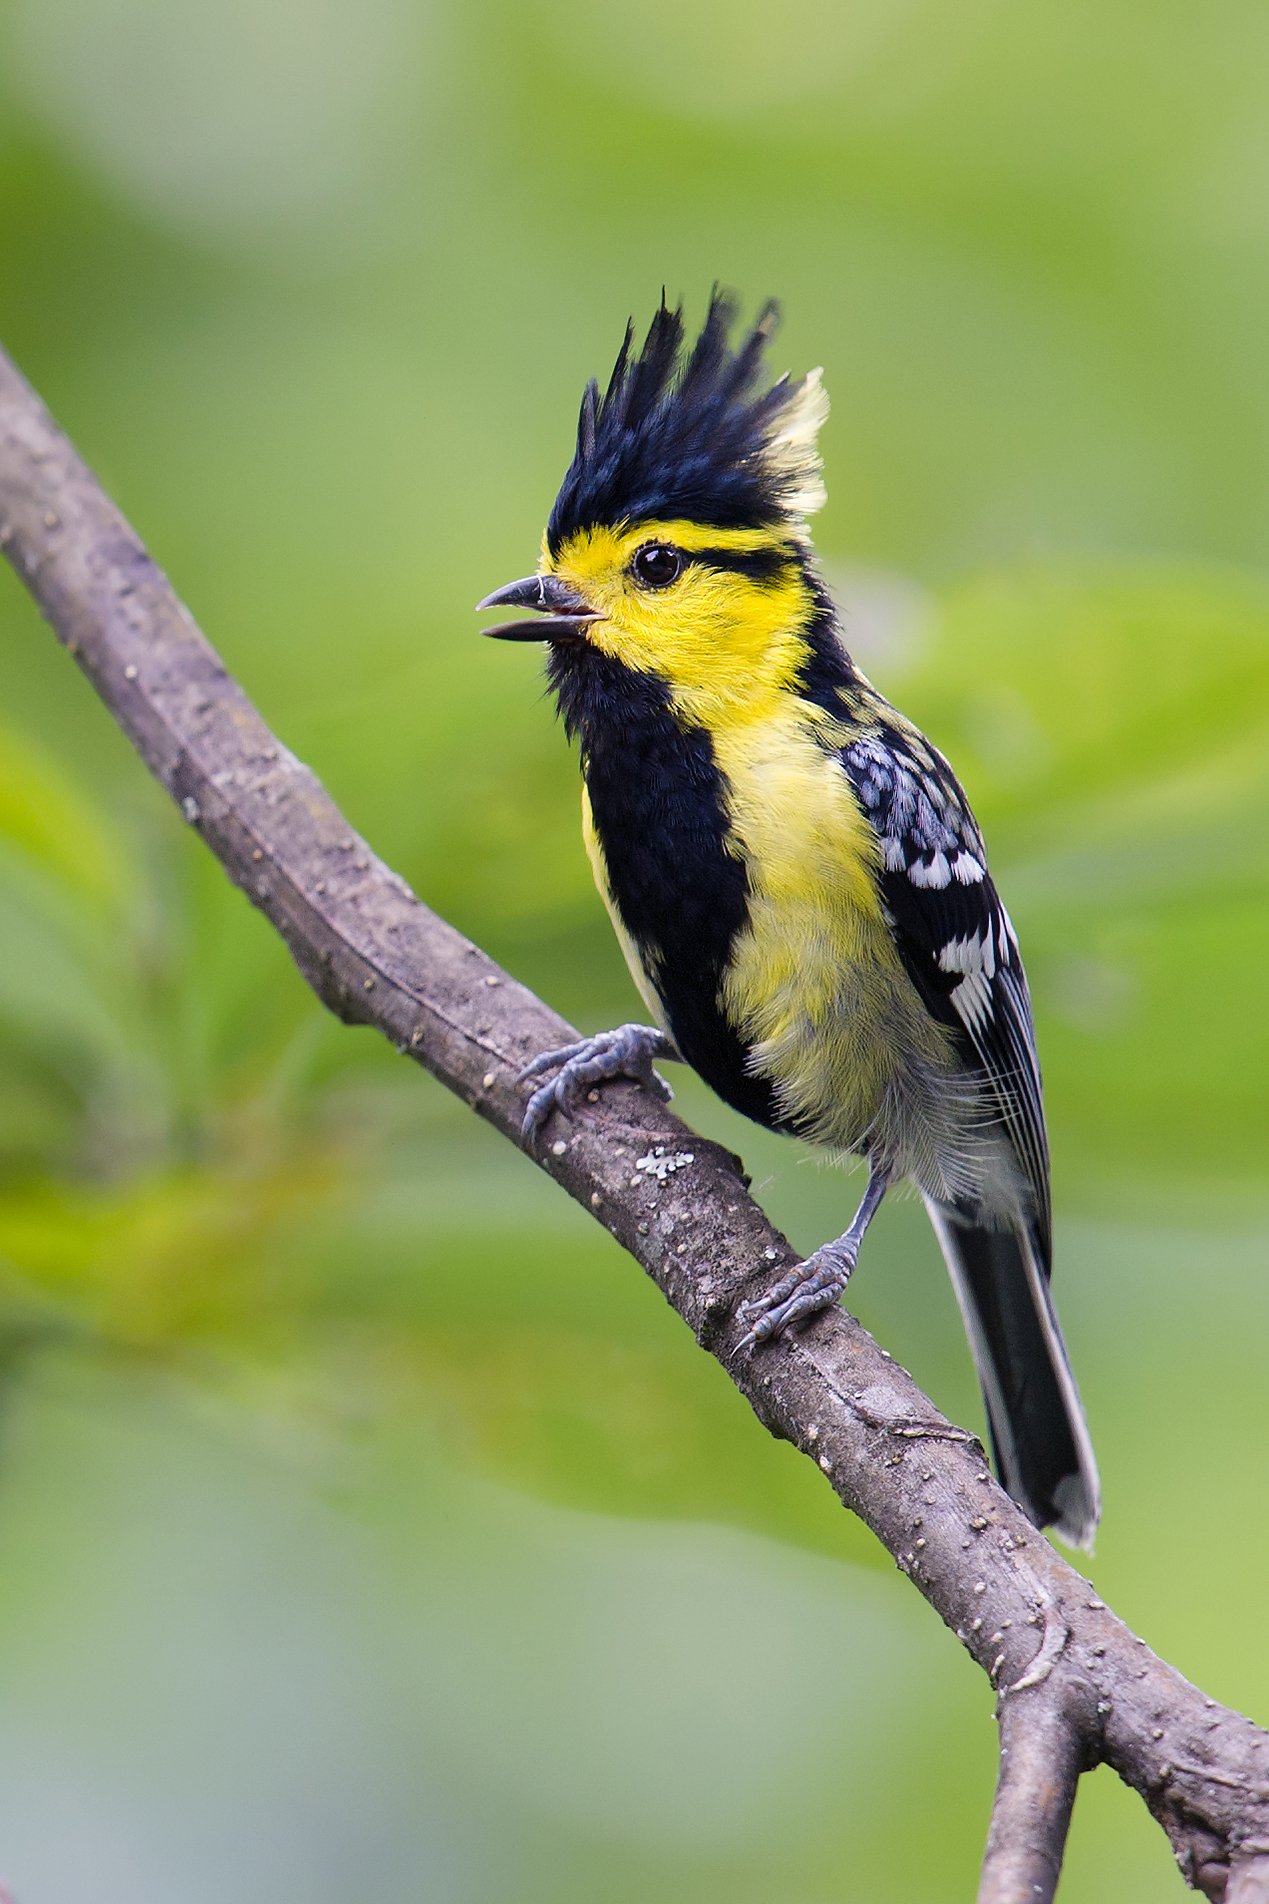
[683,545,793,582]
[628,541,795,587]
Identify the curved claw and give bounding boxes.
[521,1065,586,1138]
[517,1039,592,1084]
[517,1023,678,1142]
[735,1245,856,1352]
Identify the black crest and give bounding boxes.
[546,291,827,555]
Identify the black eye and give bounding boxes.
[632,543,682,589]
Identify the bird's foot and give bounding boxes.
[518,1023,678,1141]
[735,1241,858,1354]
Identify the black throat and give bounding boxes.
[545,641,785,1130]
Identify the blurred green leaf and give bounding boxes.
[0,709,130,904]
[895,565,1269,1187]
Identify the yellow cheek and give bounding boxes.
[548,523,816,725]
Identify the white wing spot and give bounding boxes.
[939,930,997,982]
[908,851,950,889]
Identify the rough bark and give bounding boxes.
[1,340,1267,1900]
[980,1687,1087,1902]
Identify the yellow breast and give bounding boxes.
[712,702,952,1151]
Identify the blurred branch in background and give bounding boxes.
[2,344,1268,1904]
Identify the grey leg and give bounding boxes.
[518,1023,681,1140]
[736,1160,893,1352]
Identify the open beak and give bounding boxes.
[475,573,602,642]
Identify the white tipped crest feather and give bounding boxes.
[765,366,829,529]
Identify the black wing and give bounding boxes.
[841,722,1052,1266]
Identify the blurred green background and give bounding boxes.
[0,1,1268,1896]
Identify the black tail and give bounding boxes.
[924,1202,1100,1550]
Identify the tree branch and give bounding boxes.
[980,1683,1086,1903]
[1,340,1266,1901]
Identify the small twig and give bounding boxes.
[1172,1764,1261,1794]
[792,1340,982,1443]
[850,1411,980,1443]
[1003,1594,1069,1698]
[979,1692,1085,1904]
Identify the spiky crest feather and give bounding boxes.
[547,292,828,554]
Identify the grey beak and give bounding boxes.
[476,573,602,641]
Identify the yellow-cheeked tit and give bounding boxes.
[478,293,1099,1550]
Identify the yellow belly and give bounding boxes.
[581,699,993,1200]
[711,706,957,1159]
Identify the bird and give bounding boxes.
[476,291,1100,1550]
